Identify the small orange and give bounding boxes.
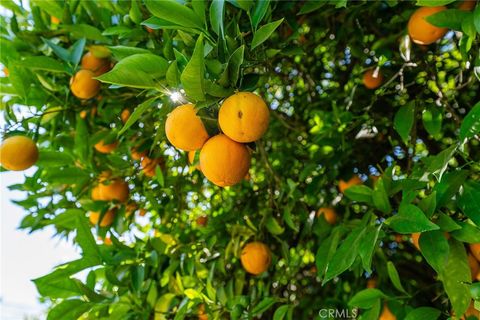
[70,69,100,100]
[3,66,9,76]
[121,109,131,123]
[218,92,270,143]
[196,215,208,226]
[316,207,337,225]
[363,69,383,89]
[464,301,480,319]
[165,104,209,151]
[0,136,39,171]
[199,134,251,187]
[51,16,60,24]
[125,202,138,218]
[470,243,480,262]
[379,303,396,320]
[338,175,362,193]
[407,6,447,45]
[411,232,421,251]
[240,241,271,275]
[459,0,476,11]
[89,209,116,227]
[468,253,479,281]
[198,304,208,320]
[103,237,113,245]
[79,110,88,119]
[366,277,377,289]
[141,157,164,177]
[93,177,129,203]
[94,140,117,154]
[139,208,147,216]
[81,51,110,76]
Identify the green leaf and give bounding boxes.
[405,307,441,320]
[439,239,471,317]
[251,297,277,316]
[119,97,157,136]
[210,0,225,37]
[227,45,245,86]
[131,265,145,293]
[180,34,205,101]
[348,288,385,309]
[436,213,461,232]
[75,214,102,263]
[418,192,437,218]
[426,9,469,30]
[97,54,168,89]
[458,181,480,226]
[31,0,63,19]
[372,178,391,214]
[415,0,456,5]
[460,101,480,140]
[385,204,439,234]
[433,170,468,207]
[108,46,152,60]
[358,225,381,273]
[34,276,83,299]
[298,1,327,15]
[451,221,480,243]
[344,185,373,204]
[475,5,480,33]
[47,299,93,320]
[251,18,284,49]
[273,305,289,320]
[266,216,285,235]
[251,0,270,30]
[75,115,90,164]
[394,102,415,143]
[37,150,74,167]
[63,24,107,42]
[422,107,442,137]
[418,230,450,273]
[425,145,457,180]
[387,261,408,294]
[144,0,204,30]
[44,167,89,185]
[19,56,66,73]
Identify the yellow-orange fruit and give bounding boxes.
[199,134,251,187]
[240,241,271,275]
[121,109,130,123]
[196,215,208,226]
[366,278,377,289]
[131,148,147,160]
[411,232,421,251]
[139,209,147,216]
[218,92,270,143]
[165,104,209,151]
[70,69,100,100]
[188,150,201,171]
[407,6,448,45]
[125,202,138,218]
[141,157,164,177]
[93,178,129,203]
[338,175,362,193]
[464,301,480,319]
[459,0,476,11]
[94,140,117,154]
[470,243,480,262]
[363,69,383,89]
[380,304,396,320]
[81,51,110,76]
[51,16,60,24]
[0,136,39,171]
[89,209,116,227]
[145,26,154,33]
[468,254,479,281]
[3,66,9,76]
[316,207,337,225]
[198,304,208,320]
[79,110,88,119]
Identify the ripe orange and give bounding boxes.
[92,176,129,203]
[338,175,362,193]
[145,26,154,33]
[0,136,39,171]
[316,207,337,225]
[165,104,209,151]
[89,209,116,227]
[141,157,164,177]
[459,0,476,11]
[470,243,480,261]
[125,202,138,218]
[363,69,383,89]
[411,232,421,251]
[3,66,9,76]
[51,16,60,24]
[198,304,208,320]
[468,253,479,281]
[131,147,147,160]
[70,69,100,100]
[379,304,396,320]
[464,301,480,319]
[240,241,271,275]
[366,277,377,289]
[79,110,88,119]
[139,208,147,216]
[94,140,117,154]
[218,92,270,143]
[196,215,208,226]
[407,6,447,45]
[81,52,110,76]
[199,134,251,187]
[121,109,131,123]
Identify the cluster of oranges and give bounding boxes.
[165,91,270,187]
[362,2,476,91]
[70,48,111,100]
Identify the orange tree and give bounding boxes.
[1,0,480,319]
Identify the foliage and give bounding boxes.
[1,0,480,319]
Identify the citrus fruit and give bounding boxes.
[141,157,164,177]
[89,209,116,227]
[363,69,383,89]
[379,304,396,320]
[0,136,39,171]
[218,92,270,143]
[240,241,271,275]
[121,109,130,123]
[94,140,117,154]
[131,147,147,160]
[199,134,251,187]
[165,104,209,151]
[470,243,480,261]
[459,0,476,11]
[92,176,129,203]
[70,69,100,100]
[407,6,447,45]
[411,232,421,251]
[338,175,362,193]
[468,253,479,280]
[316,207,337,225]
[81,51,110,76]
[196,216,208,226]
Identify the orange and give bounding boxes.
[121,109,131,123]
[188,150,201,171]
[51,16,60,24]
[94,140,117,154]
[199,134,251,187]
[459,0,476,11]
[139,209,147,216]
[407,6,447,45]
[165,104,209,151]
[70,69,100,100]
[103,237,113,245]
[338,175,362,193]
[81,51,110,76]
[218,92,270,143]
[3,66,9,76]
[0,136,39,171]
[79,110,88,119]
[92,176,129,203]
[240,241,271,275]
[145,26,154,33]
[141,157,164,177]
[196,215,208,226]
[363,69,383,89]
[470,243,480,262]
[411,232,421,251]
[316,207,337,225]
[131,147,147,160]
[464,301,480,319]
[125,202,138,218]
[380,304,396,320]
[366,277,377,289]
[468,253,479,281]
[89,209,116,227]
[198,304,208,320]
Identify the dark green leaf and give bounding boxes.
[348,288,385,309]
[426,9,469,30]
[394,102,415,143]
[385,204,439,234]
[144,0,204,29]
[405,307,441,320]
[251,19,284,49]
[387,261,408,294]
[458,181,480,226]
[181,34,205,101]
[418,230,450,273]
[460,101,480,140]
